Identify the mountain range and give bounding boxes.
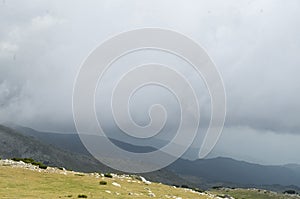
[1,124,300,192]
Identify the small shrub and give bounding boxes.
[31,161,39,166]
[181,185,190,189]
[38,164,47,169]
[78,194,88,198]
[22,158,35,164]
[12,157,22,162]
[31,161,47,169]
[75,174,85,176]
[212,186,223,190]
[131,175,141,181]
[99,181,107,185]
[192,187,204,193]
[11,158,48,169]
[104,173,113,178]
[283,190,296,195]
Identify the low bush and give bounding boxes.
[13,157,34,163]
[11,158,48,169]
[212,186,223,190]
[192,187,204,193]
[31,161,39,166]
[99,181,107,185]
[131,175,141,181]
[22,158,35,164]
[38,164,47,169]
[181,185,189,189]
[12,157,22,162]
[74,174,85,177]
[77,194,88,198]
[104,173,113,178]
[31,161,47,169]
[283,190,296,195]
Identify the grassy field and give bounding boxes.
[0,164,299,199]
[0,165,211,199]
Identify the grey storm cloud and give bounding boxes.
[1,0,300,163]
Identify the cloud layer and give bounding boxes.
[1,0,300,164]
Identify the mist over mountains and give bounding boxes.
[1,124,300,192]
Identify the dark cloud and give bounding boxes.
[1,0,300,163]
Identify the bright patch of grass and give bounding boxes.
[0,166,209,199]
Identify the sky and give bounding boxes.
[0,0,300,165]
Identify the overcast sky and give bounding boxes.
[0,0,300,165]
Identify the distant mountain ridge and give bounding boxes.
[0,125,103,172]
[167,157,300,188]
[2,124,300,192]
[0,124,192,187]
[12,125,156,155]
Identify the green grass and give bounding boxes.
[0,166,210,199]
[1,165,298,199]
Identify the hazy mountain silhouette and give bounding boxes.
[167,157,300,187]
[3,124,300,191]
[0,124,191,186]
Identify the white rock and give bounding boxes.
[148,192,156,197]
[19,161,26,165]
[140,176,151,185]
[112,182,121,187]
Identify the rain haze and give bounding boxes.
[1,0,300,165]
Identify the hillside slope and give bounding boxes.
[0,160,213,199]
[1,160,299,199]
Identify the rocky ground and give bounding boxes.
[1,159,299,199]
[0,159,226,199]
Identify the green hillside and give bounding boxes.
[0,159,298,199]
[0,160,211,199]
